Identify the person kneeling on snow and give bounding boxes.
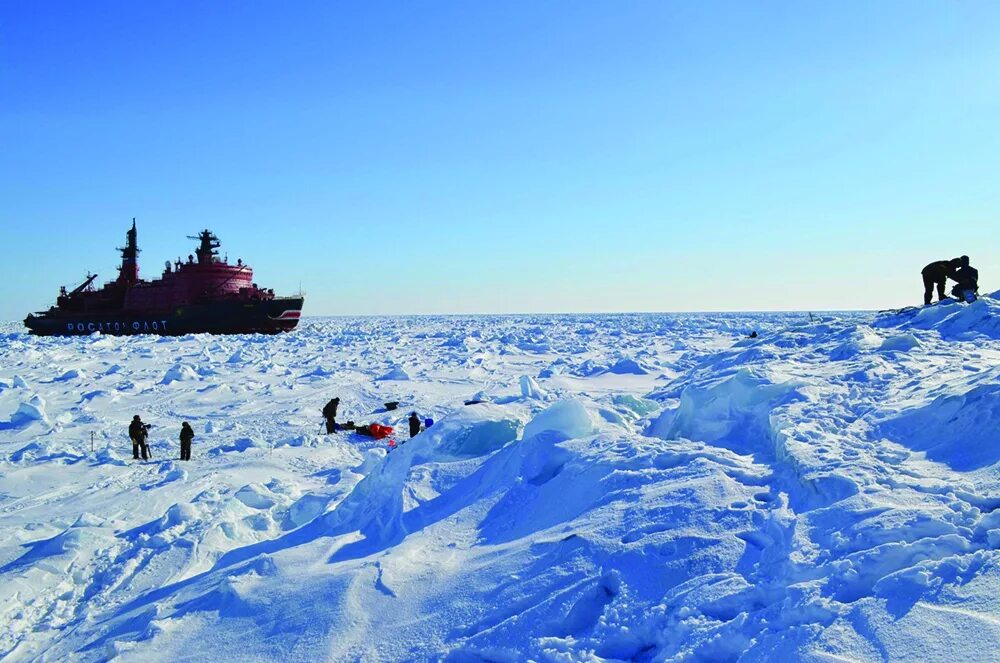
[951,255,979,302]
[179,422,194,461]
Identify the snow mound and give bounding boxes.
[72,512,106,528]
[93,447,129,466]
[9,440,86,464]
[54,369,85,382]
[519,375,547,400]
[226,349,249,364]
[162,502,199,528]
[377,365,411,381]
[612,394,660,417]
[829,328,883,360]
[301,366,334,378]
[353,448,388,474]
[908,300,962,328]
[935,298,1000,339]
[572,359,608,377]
[647,368,804,450]
[3,521,112,573]
[879,333,921,353]
[285,494,331,528]
[606,356,650,375]
[209,437,262,455]
[522,399,595,441]
[161,363,200,384]
[418,405,520,459]
[274,434,325,449]
[161,466,188,483]
[879,381,1000,471]
[3,395,51,429]
[235,484,279,509]
[877,297,1000,340]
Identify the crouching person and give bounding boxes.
[951,255,980,303]
[179,422,195,461]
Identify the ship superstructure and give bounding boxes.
[25,220,304,335]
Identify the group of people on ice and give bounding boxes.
[922,255,979,305]
[126,397,427,462]
[322,396,431,450]
[128,415,194,461]
[122,258,981,461]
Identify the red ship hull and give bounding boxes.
[25,297,304,336]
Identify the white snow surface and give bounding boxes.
[3,303,1000,662]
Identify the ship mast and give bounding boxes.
[117,218,140,284]
[193,229,221,264]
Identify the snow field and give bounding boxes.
[1,302,1000,661]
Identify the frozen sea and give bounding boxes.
[2,299,1000,662]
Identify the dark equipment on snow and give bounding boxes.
[384,401,400,411]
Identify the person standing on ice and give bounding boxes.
[179,422,194,461]
[951,255,979,302]
[921,257,962,305]
[408,412,421,438]
[129,415,151,460]
[322,397,340,434]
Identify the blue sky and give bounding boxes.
[2,1,998,319]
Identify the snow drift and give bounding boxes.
[2,300,1000,661]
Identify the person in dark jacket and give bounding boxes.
[951,255,979,301]
[129,415,151,460]
[921,257,962,305]
[322,397,340,434]
[179,422,194,461]
[408,412,421,439]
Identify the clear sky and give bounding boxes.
[2,1,998,319]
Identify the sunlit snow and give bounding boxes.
[3,299,1000,661]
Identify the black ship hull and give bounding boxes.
[24,297,304,336]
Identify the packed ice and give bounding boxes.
[3,299,1000,661]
